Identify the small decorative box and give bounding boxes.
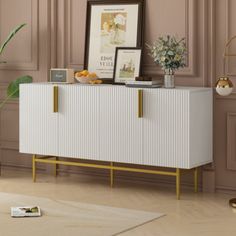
[50,68,75,83]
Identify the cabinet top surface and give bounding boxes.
[21,83,212,92]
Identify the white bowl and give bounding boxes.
[75,76,97,84]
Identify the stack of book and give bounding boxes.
[125,80,162,88]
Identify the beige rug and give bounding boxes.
[0,192,164,236]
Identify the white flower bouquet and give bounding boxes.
[147,35,187,75]
[113,14,126,26]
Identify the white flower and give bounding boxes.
[161,57,166,62]
[174,55,181,61]
[114,14,126,25]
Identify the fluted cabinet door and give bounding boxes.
[20,84,58,156]
[142,88,212,169]
[142,89,190,168]
[99,86,142,164]
[58,85,100,160]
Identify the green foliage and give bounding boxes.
[0,23,26,63]
[146,35,187,73]
[0,75,32,109]
[7,75,32,98]
[0,23,26,55]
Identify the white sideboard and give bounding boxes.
[20,84,213,198]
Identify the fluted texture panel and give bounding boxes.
[99,86,142,164]
[189,90,213,168]
[142,89,189,168]
[58,85,100,160]
[20,84,58,156]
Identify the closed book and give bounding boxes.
[126,84,162,88]
[126,80,162,86]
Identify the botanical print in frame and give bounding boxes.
[113,47,142,84]
[84,0,145,83]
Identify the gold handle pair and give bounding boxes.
[53,86,58,113]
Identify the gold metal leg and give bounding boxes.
[54,157,58,177]
[110,162,114,187]
[32,154,36,182]
[33,156,186,199]
[194,168,198,193]
[176,168,181,200]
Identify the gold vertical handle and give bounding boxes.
[138,89,143,118]
[53,86,58,113]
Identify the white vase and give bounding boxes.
[164,74,175,88]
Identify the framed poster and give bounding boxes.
[84,0,145,83]
[113,47,142,84]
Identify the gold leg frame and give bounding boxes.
[110,162,114,187]
[194,168,198,193]
[54,157,58,177]
[32,155,198,199]
[176,168,181,200]
[32,154,36,182]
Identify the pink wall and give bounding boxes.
[0,0,234,192]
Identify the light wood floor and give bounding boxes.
[0,167,235,236]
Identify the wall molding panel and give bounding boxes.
[143,0,197,77]
[207,0,216,87]
[56,0,87,69]
[56,0,66,68]
[0,101,19,151]
[65,0,86,69]
[50,0,57,69]
[227,113,236,170]
[225,0,236,77]
[0,0,39,71]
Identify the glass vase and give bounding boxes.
[164,70,175,88]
